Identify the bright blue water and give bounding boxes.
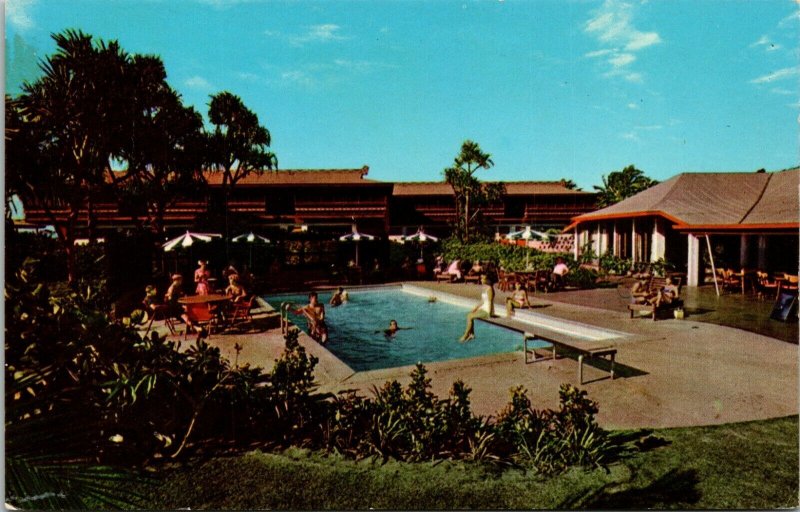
[265,288,550,371]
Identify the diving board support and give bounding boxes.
[523,332,616,384]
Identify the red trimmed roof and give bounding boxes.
[392,181,591,196]
[567,168,799,230]
[204,166,381,186]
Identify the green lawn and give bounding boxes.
[133,415,798,510]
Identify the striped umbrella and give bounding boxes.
[339,225,376,267]
[162,231,221,273]
[402,229,438,259]
[232,232,271,268]
[505,226,548,269]
[162,231,222,252]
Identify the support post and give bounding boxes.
[739,234,750,269]
[573,226,579,261]
[651,217,666,262]
[705,234,720,296]
[757,235,767,270]
[687,233,701,286]
[631,218,637,263]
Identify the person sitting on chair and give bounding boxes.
[294,292,329,344]
[550,257,570,289]
[165,274,191,329]
[467,260,484,277]
[225,274,247,303]
[143,284,159,308]
[648,278,679,308]
[446,259,463,281]
[630,278,650,304]
[505,281,531,316]
[432,255,446,276]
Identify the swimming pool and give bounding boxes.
[265,287,550,371]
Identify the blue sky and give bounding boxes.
[6,0,799,190]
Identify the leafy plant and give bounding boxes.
[440,238,573,273]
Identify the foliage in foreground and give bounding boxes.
[137,416,799,510]
[320,363,611,471]
[6,258,613,508]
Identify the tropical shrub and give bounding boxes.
[6,257,622,508]
[598,252,632,275]
[565,266,601,289]
[313,363,613,473]
[440,238,574,273]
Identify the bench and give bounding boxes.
[626,276,683,321]
[435,272,456,283]
[464,273,482,284]
[523,332,616,384]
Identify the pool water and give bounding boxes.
[265,288,549,372]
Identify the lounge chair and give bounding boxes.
[436,260,462,283]
[184,304,218,340]
[627,277,683,320]
[779,274,799,294]
[756,271,779,300]
[143,301,176,337]
[228,296,255,326]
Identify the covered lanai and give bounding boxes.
[566,168,799,286]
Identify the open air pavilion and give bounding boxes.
[565,168,799,287]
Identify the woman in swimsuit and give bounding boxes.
[460,275,495,342]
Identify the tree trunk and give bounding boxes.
[465,192,470,243]
[87,195,97,244]
[58,219,78,285]
[224,172,231,261]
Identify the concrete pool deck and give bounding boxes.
[156,282,798,430]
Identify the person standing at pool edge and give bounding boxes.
[294,292,329,344]
[460,275,495,342]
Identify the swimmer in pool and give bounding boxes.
[376,319,412,338]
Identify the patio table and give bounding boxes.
[178,294,231,335]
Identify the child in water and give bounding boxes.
[329,287,349,307]
[378,319,411,338]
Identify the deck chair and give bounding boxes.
[143,302,176,337]
[184,304,217,340]
[228,296,255,326]
[756,271,779,300]
[780,274,799,294]
[722,269,743,293]
[627,277,683,320]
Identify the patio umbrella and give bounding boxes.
[506,226,548,269]
[339,225,375,267]
[162,231,222,272]
[232,232,271,269]
[403,228,439,259]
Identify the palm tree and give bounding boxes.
[593,165,658,207]
[560,178,580,190]
[116,55,205,237]
[10,30,133,283]
[444,140,504,242]
[205,92,278,252]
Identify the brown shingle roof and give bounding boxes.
[570,168,799,229]
[392,181,591,196]
[204,166,380,186]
